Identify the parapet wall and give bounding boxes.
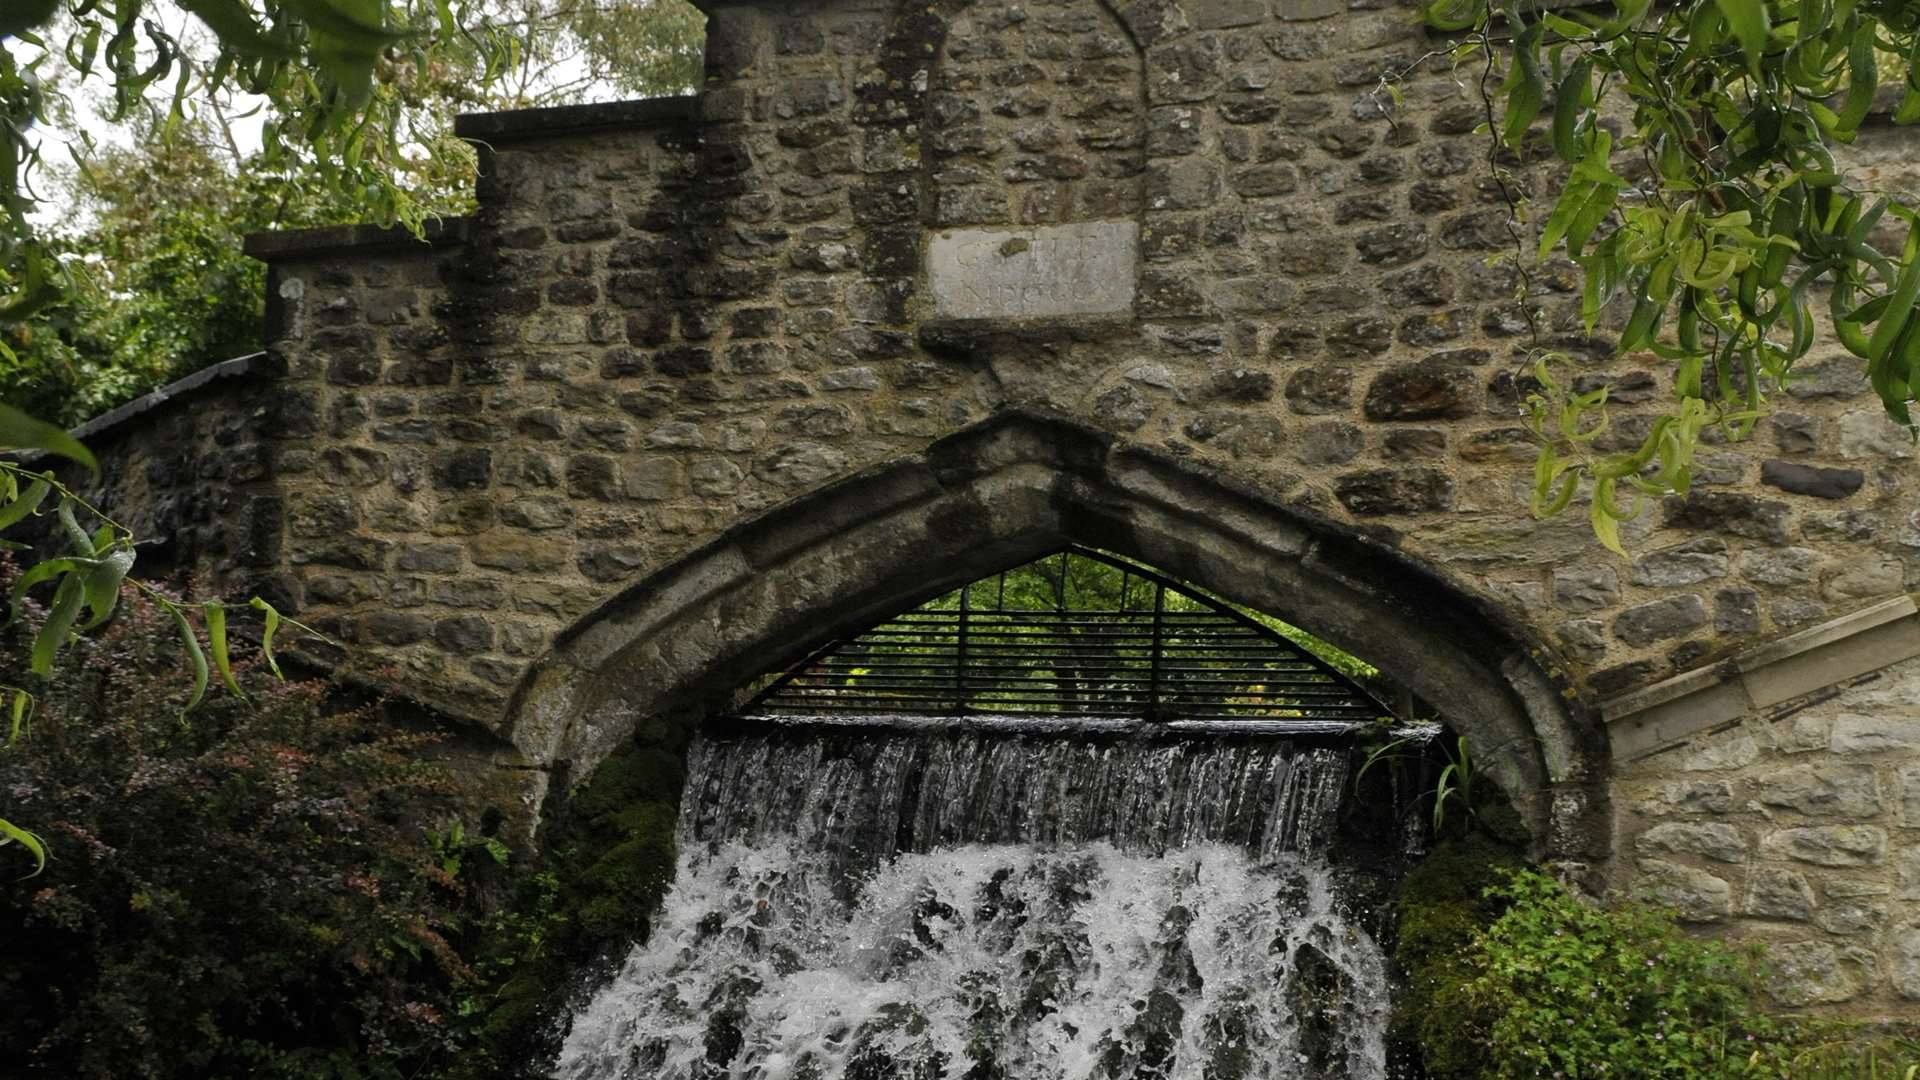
[55,0,1920,1017]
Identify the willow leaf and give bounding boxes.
[0,817,48,878]
[250,597,285,679]
[1715,0,1770,64]
[7,686,32,742]
[77,547,135,631]
[0,404,96,475]
[31,575,86,678]
[204,603,245,700]
[162,601,211,713]
[0,473,52,532]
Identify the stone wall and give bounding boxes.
[1614,654,1920,1013]
[53,0,1920,1019]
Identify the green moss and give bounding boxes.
[456,724,697,1078]
[1388,835,1524,1080]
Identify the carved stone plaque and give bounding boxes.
[926,220,1138,320]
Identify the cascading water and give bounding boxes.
[555,730,1394,1080]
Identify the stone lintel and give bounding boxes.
[1604,594,1920,760]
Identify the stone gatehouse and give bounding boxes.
[59,0,1920,1017]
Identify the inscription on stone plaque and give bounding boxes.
[926,220,1138,320]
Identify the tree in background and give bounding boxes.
[1,0,702,426]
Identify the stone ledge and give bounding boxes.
[1604,594,1920,760]
[453,95,699,144]
[58,352,267,448]
[243,217,472,263]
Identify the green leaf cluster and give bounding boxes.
[1395,862,1920,1078]
[1423,0,1920,551]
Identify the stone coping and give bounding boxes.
[453,95,700,144]
[243,217,472,263]
[50,352,266,451]
[1603,593,1920,760]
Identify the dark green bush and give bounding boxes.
[0,591,504,1078]
[1469,868,1778,1079]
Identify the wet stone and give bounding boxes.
[1761,460,1864,500]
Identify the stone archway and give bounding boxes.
[504,409,1609,863]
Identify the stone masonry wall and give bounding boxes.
[252,0,1919,724]
[1614,655,1920,1014]
[61,0,1919,1019]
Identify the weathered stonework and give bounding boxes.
[1614,655,1920,1014]
[52,0,1920,1022]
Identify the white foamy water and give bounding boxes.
[554,732,1390,1080]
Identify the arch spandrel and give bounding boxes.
[505,410,1607,861]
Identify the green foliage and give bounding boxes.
[3,1,703,424]
[1,131,389,425]
[1469,868,1777,1078]
[1389,836,1524,1078]
[0,588,506,1077]
[452,730,690,1076]
[1394,860,1920,1078]
[1421,0,1920,552]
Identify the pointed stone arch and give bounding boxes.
[504,410,1610,862]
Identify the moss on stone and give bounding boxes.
[459,716,698,1077]
[1388,834,1524,1080]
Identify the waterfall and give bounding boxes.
[554,730,1392,1080]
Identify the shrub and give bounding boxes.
[0,592,504,1078]
[1389,835,1523,1078]
[1467,868,1778,1079]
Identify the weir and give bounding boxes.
[556,729,1400,1079]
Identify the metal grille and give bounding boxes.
[741,547,1388,730]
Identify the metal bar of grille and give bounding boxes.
[740,546,1387,725]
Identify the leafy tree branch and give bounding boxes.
[1420,0,1920,552]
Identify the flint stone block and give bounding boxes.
[1831,715,1920,753]
[927,222,1138,320]
[1746,868,1815,920]
[1662,492,1792,544]
[1761,459,1864,499]
[1756,765,1882,817]
[1333,467,1452,515]
[1552,564,1618,613]
[1760,825,1886,867]
[1363,359,1479,420]
[1630,538,1729,588]
[1634,822,1746,863]
[1632,858,1731,922]
[1613,594,1707,647]
[1897,923,1920,1000]
[1767,941,1863,1005]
